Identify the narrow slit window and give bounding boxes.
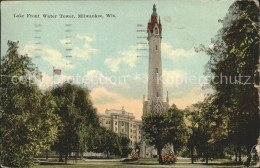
[155,27,158,34]
[156,45,158,50]
[155,68,158,73]
[157,92,159,97]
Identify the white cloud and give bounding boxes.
[161,42,196,60]
[91,87,143,119]
[91,87,118,101]
[162,69,187,88]
[20,45,35,58]
[84,70,128,87]
[60,34,98,59]
[38,73,53,90]
[42,48,74,69]
[104,45,140,72]
[170,84,207,109]
[20,44,74,69]
[37,73,76,91]
[55,74,73,84]
[76,34,95,42]
[104,58,121,72]
[59,39,72,45]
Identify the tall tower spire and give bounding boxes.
[146,4,164,113]
[141,5,171,159]
[152,4,157,16]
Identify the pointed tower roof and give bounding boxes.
[148,4,162,34]
[152,4,157,17]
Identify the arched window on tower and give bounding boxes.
[155,45,158,50]
[155,27,158,34]
[155,68,158,73]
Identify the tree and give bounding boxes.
[186,105,200,164]
[142,104,187,164]
[168,105,188,154]
[0,41,60,167]
[51,83,99,163]
[119,136,132,158]
[134,142,141,153]
[198,1,259,165]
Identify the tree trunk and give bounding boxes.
[65,153,68,164]
[59,152,63,162]
[235,150,238,161]
[239,146,242,163]
[107,151,109,158]
[229,146,232,160]
[157,148,162,164]
[206,156,209,165]
[80,152,83,160]
[191,147,194,164]
[75,152,78,163]
[245,145,252,167]
[46,150,48,160]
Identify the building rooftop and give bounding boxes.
[98,107,142,122]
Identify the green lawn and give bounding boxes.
[34,163,257,168]
[33,158,259,168]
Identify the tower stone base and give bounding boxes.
[140,140,173,158]
[140,141,156,158]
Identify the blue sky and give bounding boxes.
[1,0,233,119]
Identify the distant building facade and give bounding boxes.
[98,107,142,146]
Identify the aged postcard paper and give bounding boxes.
[0,0,259,167]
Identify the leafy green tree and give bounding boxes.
[134,142,141,153]
[168,105,188,154]
[199,1,259,165]
[0,41,60,167]
[51,83,99,163]
[186,105,200,164]
[186,95,228,164]
[142,104,187,164]
[119,136,132,158]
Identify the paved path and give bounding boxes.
[84,158,124,162]
[36,158,260,168]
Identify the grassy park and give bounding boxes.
[32,158,259,168]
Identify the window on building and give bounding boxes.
[122,122,124,126]
[139,131,141,134]
[139,136,141,139]
[155,27,158,34]
[157,92,159,97]
[156,45,158,50]
[130,124,132,127]
[131,135,132,138]
[115,121,117,125]
[115,128,117,131]
[155,68,158,73]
